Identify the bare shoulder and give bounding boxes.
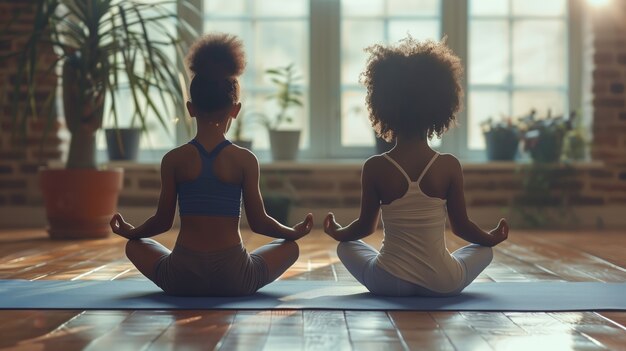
[436,153,463,177]
[363,154,388,177]
[437,153,461,168]
[162,144,193,167]
[363,154,387,169]
[225,144,259,170]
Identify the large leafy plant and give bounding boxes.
[8,0,192,168]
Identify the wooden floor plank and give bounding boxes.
[430,312,496,351]
[148,311,235,351]
[0,310,81,349]
[81,311,174,351]
[303,311,351,351]
[5,311,131,351]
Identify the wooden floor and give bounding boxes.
[0,228,625,350]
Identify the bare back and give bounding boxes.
[371,148,455,206]
[170,141,248,252]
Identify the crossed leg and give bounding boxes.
[125,238,171,283]
[250,239,299,283]
[450,244,493,293]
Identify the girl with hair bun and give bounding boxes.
[110,33,313,296]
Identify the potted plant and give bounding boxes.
[521,109,572,163]
[8,0,189,239]
[259,64,304,161]
[104,127,142,162]
[104,114,176,162]
[480,116,521,161]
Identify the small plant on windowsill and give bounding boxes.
[520,109,575,164]
[480,116,522,161]
[257,64,304,161]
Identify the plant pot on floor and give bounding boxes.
[269,130,300,161]
[39,168,124,239]
[484,130,519,161]
[105,128,141,161]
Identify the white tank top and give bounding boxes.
[376,153,464,293]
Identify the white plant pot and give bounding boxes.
[269,130,300,161]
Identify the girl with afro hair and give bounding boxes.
[324,36,509,296]
[110,33,312,296]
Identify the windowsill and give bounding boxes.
[99,159,605,172]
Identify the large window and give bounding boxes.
[128,0,574,162]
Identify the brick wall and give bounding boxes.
[1,1,626,230]
[589,1,626,202]
[99,161,622,229]
[0,0,62,208]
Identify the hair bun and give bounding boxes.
[185,33,246,79]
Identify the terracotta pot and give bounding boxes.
[39,168,124,239]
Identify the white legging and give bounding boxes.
[337,240,493,296]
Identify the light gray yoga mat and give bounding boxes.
[0,279,624,311]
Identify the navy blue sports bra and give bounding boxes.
[177,139,242,217]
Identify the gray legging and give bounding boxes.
[337,240,493,297]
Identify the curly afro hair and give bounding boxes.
[360,36,464,141]
[185,33,246,114]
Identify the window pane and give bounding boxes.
[387,0,440,16]
[469,20,509,85]
[512,21,566,86]
[342,90,375,146]
[341,20,385,85]
[342,0,384,17]
[204,0,246,17]
[203,21,248,37]
[254,21,309,85]
[389,20,440,42]
[470,0,509,16]
[254,0,308,17]
[512,0,566,17]
[512,91,566,118]
[468,91,510,150]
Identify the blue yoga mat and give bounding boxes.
[0,279,624,311]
